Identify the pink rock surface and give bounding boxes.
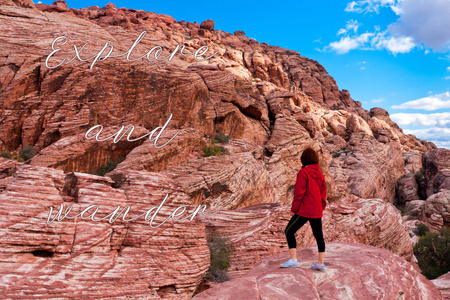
[433,271,450,300]
[200,196,416,278]
[0,164,210,298]
[193,242,443,300]
[423,149,450,197]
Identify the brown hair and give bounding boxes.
[301,147,319,166]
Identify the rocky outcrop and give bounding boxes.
[433,271,450,300]
[29,126,148,173]
[193,242,443,300]
[0,163,210,298]
[165,151,275,210]
[115,128,207,172]
[421,190,450,230]
[423,149,450,197]
[329,133,404,202]
[200,196,416,278]
[397,173,420,203]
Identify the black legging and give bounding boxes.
[284,215,325,252]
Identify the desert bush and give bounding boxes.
[332,152,341,158]
[205,234,232,283]
[212,132,231,144]
[414,227,450,279]
[397,204,406,215]
[0,150,12,159]
[19,145,36,161]
[202,145,229,157]
[413,223,430,237]
[95,157,124,176]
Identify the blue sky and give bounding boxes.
[36,0,450,147]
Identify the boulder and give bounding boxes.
[200,19,214,31]
[193,242,442,300]
[433,271,450,300]
[423,149,450,197]
[397,173,420,203]
[421,190,450,230]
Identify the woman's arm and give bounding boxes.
[320,175,327,210]
[291,170,307,214]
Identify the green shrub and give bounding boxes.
[206,234,232,283]
[414,227,450,279]
[414,223,430,237]
[19,145,36,161]
[212,132,231,144]
[397,204,406,216]
[332,152,341,158]
[202,145,229,157]
[0,150,12,159]
[415,168,425,185]
[95,157,124,176]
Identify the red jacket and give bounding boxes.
[291,164,327,218]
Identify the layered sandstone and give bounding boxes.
[193,242,443,300]
[433,271,450,300]
[0,0,448,297]
[200,196,416,278]
[0,163,210,299]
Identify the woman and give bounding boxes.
[280,147,327,271]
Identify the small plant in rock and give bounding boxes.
[332,152,341,158]
[95,157,125,176]
[397,204,406,216]
[19,145,36,161]
[202,145,229,157]
[212,132,231,144]
[205,234,232,283]
[0,150,12,159]
[415,168,425,185]
[414,223,430,237]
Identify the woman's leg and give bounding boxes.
[309,217,325,264]
[284,215,308,260]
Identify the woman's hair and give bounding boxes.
[301,147,319,166]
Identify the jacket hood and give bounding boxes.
[303,164,322,179]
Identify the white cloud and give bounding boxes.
[325,29,414,55]
[345,0,402,14]
[391,92,450,110]
[338,20,361,36]
[371,98,384,103]
[446,76,450,80]
[390,112,450,127]
[335,0,450,54]
[447,66,450,72]
[313,37,322,43]
[372,34,415,54]
[328,33,374,54]
[389,0,450,50]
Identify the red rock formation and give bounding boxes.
[433,271,450,300]
[165,152,275,209]
[200,196,416,278]
[0,0,447,296]
[193,242,443,300]
[421,190,450,231]
[329,133,405,202]
[0,163,210,298]
[397,173,421,203]
[423,149,450,197]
